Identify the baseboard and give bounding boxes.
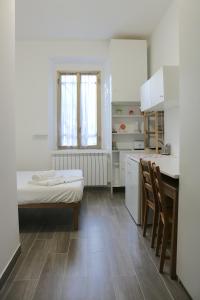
[178,277,193,300]
[0,245,21,290]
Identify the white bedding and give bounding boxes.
[17,170,84,205]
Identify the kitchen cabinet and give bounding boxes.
[109,39,147,102]
[140,79,151,111]
[140,66,179,112]
[150,68,164,107]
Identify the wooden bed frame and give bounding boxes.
[18,201,81,230]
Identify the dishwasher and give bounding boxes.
[125,156,141,225]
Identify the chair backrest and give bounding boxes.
[140,159,157,208]
[151,163,168,214]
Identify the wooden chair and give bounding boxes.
[140,159,159,248]
[152,163,176,274]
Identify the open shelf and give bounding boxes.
[112,149,132,152]
[112,114,143,118]
[146,130,164,134]
[111,102,144,190]
[112,132,144,135]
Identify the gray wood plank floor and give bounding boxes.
[0,189,190,300]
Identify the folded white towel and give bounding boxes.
[29,176,84,186]
[32,170,56,181]
[64,176,84,183]
[29,176,65,186]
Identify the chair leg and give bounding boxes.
[156,214,163,256]
[159,223,170,273]
[143,203,149,237]
[156,215,163,256]
[151,209,158,248]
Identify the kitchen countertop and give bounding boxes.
[127,153,179,179]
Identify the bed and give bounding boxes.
[17,169,84,230]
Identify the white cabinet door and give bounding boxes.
[125,158,140,224]
[110,39,147,102]
[140,80,151,111]
[140,66,179,112]
[120,151,132,186]
[150,68,164,108]
[163,66,179,108]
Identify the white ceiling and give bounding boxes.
[16,0,172,40]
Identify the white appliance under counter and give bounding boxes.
[125,156,141,224]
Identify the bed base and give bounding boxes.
[18,201,81,230]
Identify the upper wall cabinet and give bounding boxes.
[140,79,151,111]
[109,39,147,102]
[140,66,179,112]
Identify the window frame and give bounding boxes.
[57,71,101,149]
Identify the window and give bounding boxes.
[57,72,101,148]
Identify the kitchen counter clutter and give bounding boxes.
[127,153,179,178]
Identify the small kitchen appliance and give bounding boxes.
[162,143,171,155]
[133,141,144,150]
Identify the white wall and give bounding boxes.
[0,0,20,280]
[148,0,179,76]
[16,40,109,170]
[177,1,200,298]
[148,0,179,156]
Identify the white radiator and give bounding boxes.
[52,151,108,186]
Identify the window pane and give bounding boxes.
[80,75,98,146]
[60,74,77,147]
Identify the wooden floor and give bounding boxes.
[0,189,190,300]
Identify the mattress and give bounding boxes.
[17,170,84,205]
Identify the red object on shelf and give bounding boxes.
[120,123,126,130]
